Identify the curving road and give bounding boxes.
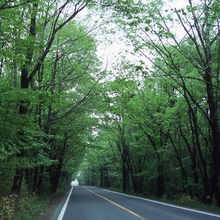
[51,186,220,220]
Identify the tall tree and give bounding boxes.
[114,0,220,205]
[0,0,108,197]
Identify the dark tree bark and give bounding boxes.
[100,167,104,188]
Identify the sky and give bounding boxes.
[97,0,190,69]
[74,0,190,72]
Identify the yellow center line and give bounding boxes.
[83,187,146,220]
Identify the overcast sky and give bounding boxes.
[74,0,190,71]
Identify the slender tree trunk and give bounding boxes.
[37,165,44,195]
[122,150,127,192]
[33,166,38,192]
[11,168,24,195]
[51,163,62,193]
[179,126,199,189]
[142,126,164,197]
[100,167,103,188]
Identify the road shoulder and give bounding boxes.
[38,188,70,220]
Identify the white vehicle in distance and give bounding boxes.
[71,179,79,186]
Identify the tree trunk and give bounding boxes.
[37,165,44,195]
[10,67,30,195]
[100,167,103,188]
[51,163,62,193]
[33,166,38,192]
[122,152,127,192]
[156,164,164,198]
[10,169,24,195]
[10,1,37,195]
[210,122,220,205]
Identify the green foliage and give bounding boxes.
[0,0,105,200]
[1,0,220,210]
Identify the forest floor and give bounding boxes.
[37,189,69,220]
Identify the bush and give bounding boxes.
[0,194,18,220]
[0,192,48,220]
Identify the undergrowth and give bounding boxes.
[0,193,49,220]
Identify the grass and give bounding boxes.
[13,196,50,220]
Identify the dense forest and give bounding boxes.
[0,0,220,218]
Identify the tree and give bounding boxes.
[115,0,220,205]
[0,0,107,197]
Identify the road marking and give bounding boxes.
[101,188,220,218]
[57,187,73,220]
[83,187,146,220]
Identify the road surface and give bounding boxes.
[51,186,220,220]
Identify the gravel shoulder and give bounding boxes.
[38,188,70,220]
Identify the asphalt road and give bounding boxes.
[51,186,220,220]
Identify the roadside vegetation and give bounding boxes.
[0,193,49,220]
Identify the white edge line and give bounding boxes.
[99,188,220,218]
[57,187,73,220]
